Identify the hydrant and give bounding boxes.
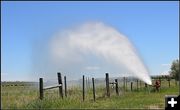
[154,80,161,92]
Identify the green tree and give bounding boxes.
[170,59,179,80]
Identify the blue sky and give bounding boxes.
[1,1,179,81]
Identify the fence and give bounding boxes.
[39,72,66,100]
[39,72,177,101]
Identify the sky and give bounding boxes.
[1,1,179,81]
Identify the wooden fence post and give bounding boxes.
[87,77,90,89]
[64,76,67,97]
[39,78,43,100]
[137,79,139,91]
[145,83,147,88]
[168,80,170,88]
[115,79,119,95]
[86,77,88,90]
[57,72,63,99]
[131,82,133,91]
[125,78,128,91]
[144,83,147,91]
[83,75,85,101]
[92,78,96,102]
[159,77,161,84]
[123,77,125,92]
[175,79,177,86]
[105,73,110,97]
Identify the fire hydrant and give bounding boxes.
[154,80,161,92]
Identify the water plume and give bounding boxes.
[50,22,152,85]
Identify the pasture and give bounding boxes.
[1,77,179,109]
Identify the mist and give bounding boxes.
[32,22,152,85]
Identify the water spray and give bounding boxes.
[49,22,152,85]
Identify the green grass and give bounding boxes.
[1,79,179,109]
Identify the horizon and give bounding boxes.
[1,74,172,82]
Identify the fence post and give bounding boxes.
[131,82,133,91]
[39,78,43,100]
[64,76,67,97]
[115,79,119,96]
[105,73,110,97]
[137,79,139,91]
[87,77,90,89]
[145,83,147,91]
[83,75,85,101]
[168,80,170,88]
[159,77,161,84]
[92,78,96,102]
[140,80,141,88]
[57,72,63,99]
[175,79,177,86]
[125,78,128,91]
[86,77,88,90]
[123,77,125,92]
[145,83,147,88]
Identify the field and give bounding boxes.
[1,78,179,109]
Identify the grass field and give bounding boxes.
[1,79,179,109]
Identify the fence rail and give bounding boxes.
[39,73,66,100]
[43,84,62,90]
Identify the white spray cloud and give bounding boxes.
[85,66,100,70]
[50,22,152,85]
